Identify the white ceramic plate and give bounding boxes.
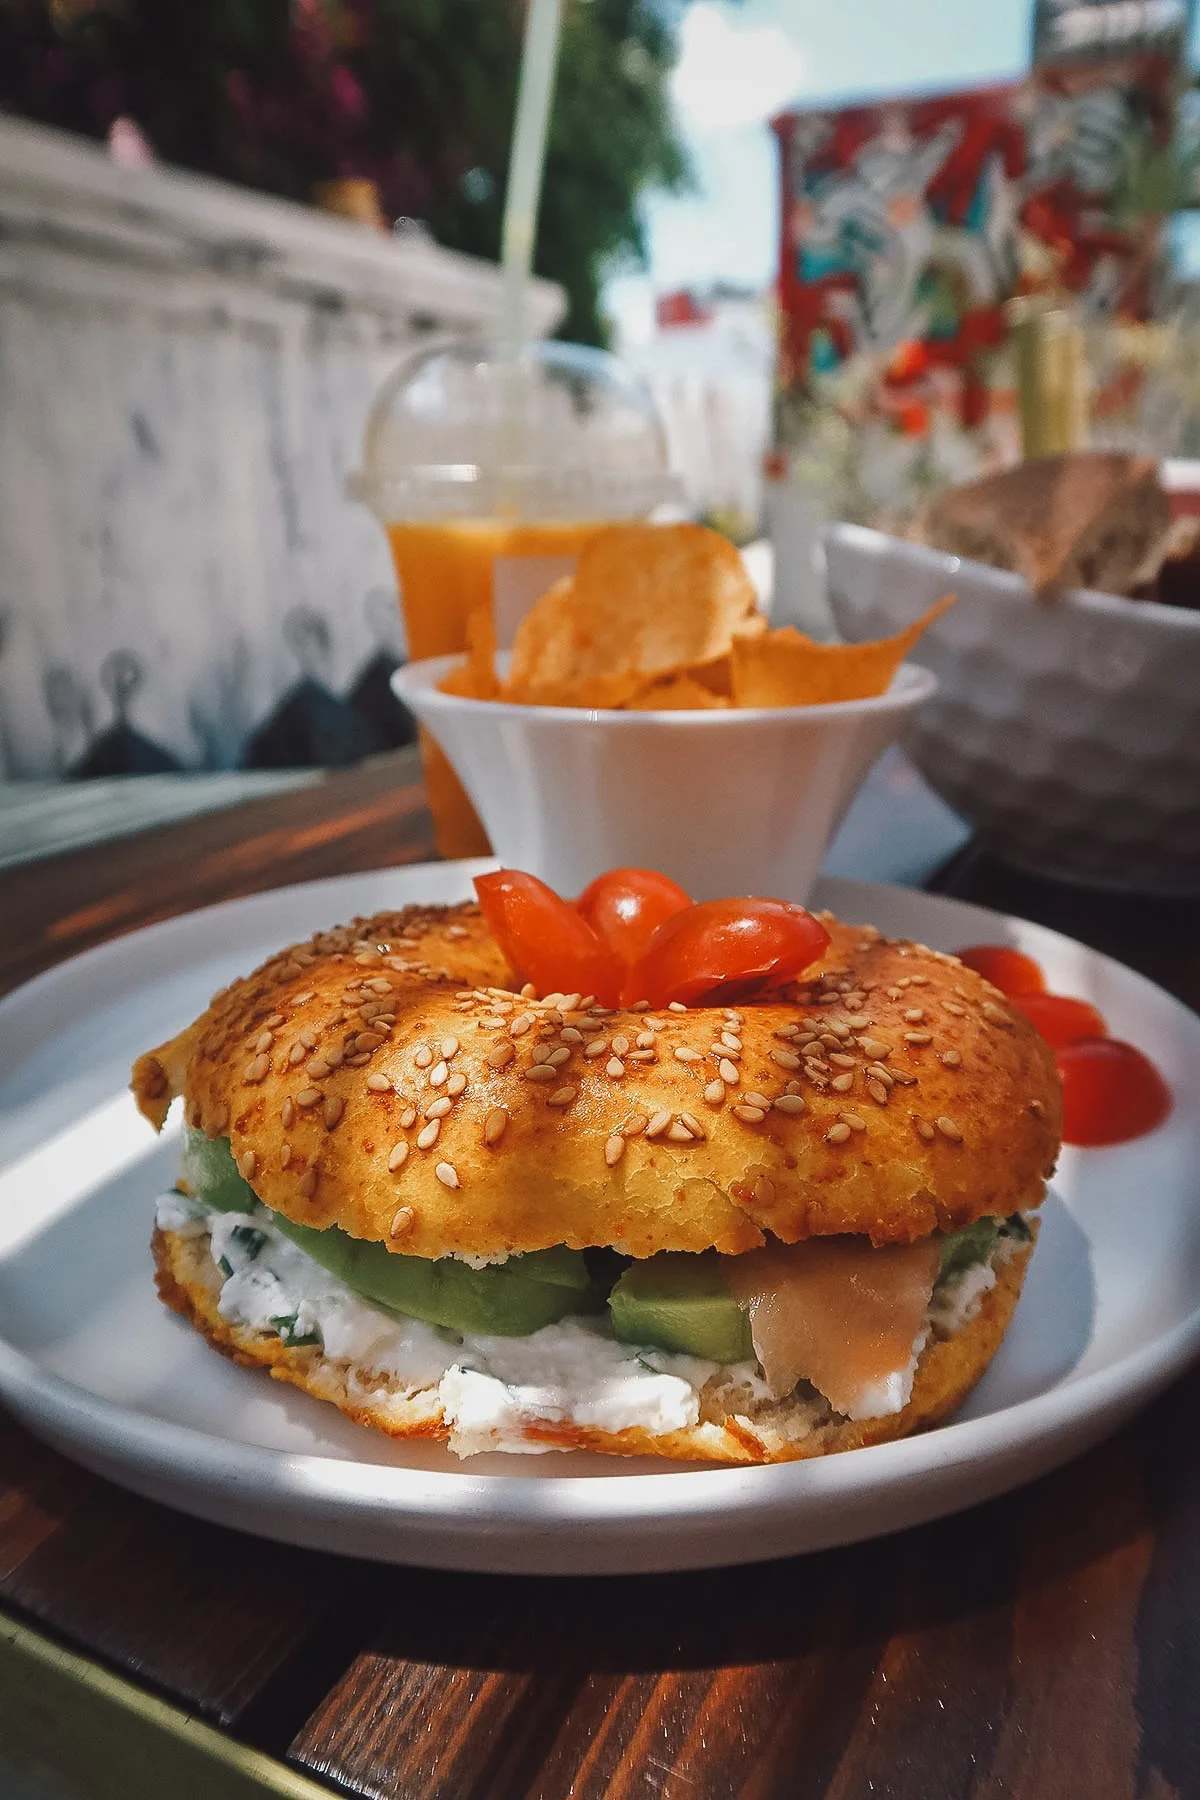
[1,867,1197,1576]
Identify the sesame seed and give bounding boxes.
[828,1052,856,1070]
[299,1029,319,1050]
[621,1113,649,1136]
[844,1014,872,1030]
[366,1071,392,1093]
[264,1013,285,1030]
[611,1035,630,1056]
[440,1036,460,1060]
[678,1112,706,1140]
[771,1050,801,1070]
[940,1050,962,1068]
[456,991,474,1001]
[547,1085,578,1108]
[645,1110,672,1138]
[546,1047,571,1068]
[867,1063,895,1086]
[856,1037,890,1060]
[908,974,930,986]
[428,1060,450,1088]
[416,1120,441,1150]
[387,1141,410,1173]
[481,1108,508,1147]
[281,1097,296,1130]
[718,1058,739,1085]
[486,1042,515,1070]
[558,993,582,1014]
[784,1079,805,1095]
[280,1143,292,1169]
[774,1024,800,1040]
[509,1015,534,1038]
[733,1104,766,1124]
[446,1071,468,1097]
[435,1161,460,1189]
[743,1091,772,1109]
[838,1111,866,1132]
[520,982,537,999]
[905,1031,932,1046]
[720,1031,742,1052]
[399,1106,417,1129]
[825,1021,853,1041]
[325,1047,344,1069]
[704,1079,727,1106]
[936,1116,963,1143]
[773,1093,807,1115]
[666,1120,694,1142]
[479,1016,504,1029]
[532,1043,552,1065]
[296,1086,322,1108]
[288,1042,306,1066]
[255,1030,274,1055]
[356,1032,385,1052]
[245,1055,270,1084]
[298,1168,318,1199]
[425,1096,452,1120]
[323,1095,345,1130]
[561,1028,584,1045]
[1029,1098,1046,1117]
[604,1134,626,1167]
[668,1001,688,1013]
[831,1073,855,1093]
[674,1047,703,1064]
[944,1002,966,1017]
[628,999,648,1012]
[584,1039,610,1060]
[904,1008,926,1024]
[606,1058,626,1078]
[636,1032,656,1050]
[825,1122,852,1145]
[752,1176,776,1206]
[525,1065,559,1084]
[413,1046,433,1069]
[868,1080,890,1106]
[306,1058,331,1080]
[368,977,395,996]
[982,1003,1013,1029]
[627,1049,656,1064]
[644,1018,665,1031]
[238,1149,257,1180]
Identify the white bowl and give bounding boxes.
[391,654,936,901]
[824,522,1200,895]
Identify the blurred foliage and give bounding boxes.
[0,0,689,345]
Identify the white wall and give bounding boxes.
[0,117,563,776]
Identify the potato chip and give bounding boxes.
[623,672,730,711]
[504,523,759,697]
[503,671,648,710]
[730,595,954,708]
[437,605,501,700]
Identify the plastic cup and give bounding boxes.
[351,337,677,858]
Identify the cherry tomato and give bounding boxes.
[1057,1038,1172,1147]
[1011,990,1108,1050]
[957,944,1046,996]
[625,898,831,1009]
[575,868,692,969]
[474,870,621,1006]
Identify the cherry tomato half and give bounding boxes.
[624,898,831,1009]
[957,944,1046,996]
[1057,1038,1172,1147]
[575,868,692,969]
[474,870,621,1006]
[1011,990,1108,1049]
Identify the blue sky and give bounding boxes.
[608,0,1199,335]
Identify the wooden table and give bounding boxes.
[2,749,1198,1800]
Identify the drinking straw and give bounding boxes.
[499,0,565,359]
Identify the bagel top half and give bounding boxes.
[132,902,1062,1260]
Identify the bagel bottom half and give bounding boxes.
[152,1221,1035,1466]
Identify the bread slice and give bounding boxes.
[921,452,1170,600]
[153,1223,1035,1467]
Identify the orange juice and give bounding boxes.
[387,519,609,857]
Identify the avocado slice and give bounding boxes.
[609,1252,753,1363]
[181,1129,259,1213]
[937,1217,1001,1282]
[270,1213,593,1336]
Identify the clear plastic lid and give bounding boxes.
[350,337,679,522]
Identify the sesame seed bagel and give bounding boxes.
[132,901,1061,1258]
[152,1219,1036,1464]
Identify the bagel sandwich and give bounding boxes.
[133,902,1061,1464]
